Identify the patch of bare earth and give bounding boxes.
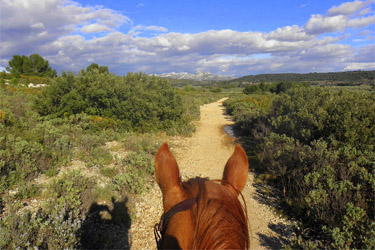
[130,98,294,250]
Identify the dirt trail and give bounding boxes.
[130,98,292,249]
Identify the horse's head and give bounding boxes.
[155,143,249,249]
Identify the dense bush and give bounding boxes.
[34,71,193,134]
[224,95,273,138]
[227,87,375,249]
[243,81,310,95]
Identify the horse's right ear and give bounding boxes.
[222,144,249,196]
[155,143,181,195]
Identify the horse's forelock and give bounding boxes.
[181,178,249,249]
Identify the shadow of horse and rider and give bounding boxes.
[79,197,131,249]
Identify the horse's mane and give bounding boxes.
[182,177,249,249]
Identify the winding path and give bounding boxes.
[130,98,291,249]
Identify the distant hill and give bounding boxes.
[158,71,235,81]
[228,71,375,86]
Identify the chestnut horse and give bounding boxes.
[154,143,249,249]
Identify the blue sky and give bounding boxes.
[1,0,374,76]
[77,1,355,33]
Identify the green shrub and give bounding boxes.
[243,81,310,95]
[86,147,113,168]
[227,87,375,249]
[34,71,190,133]
[243,85,261,94]
[113,151,154,194]
[100,167,119,178]
[45,170,90,211]
[0,201,85,249]
[0,170,90,249]
[15,183,40,199]
[113,169,145,194]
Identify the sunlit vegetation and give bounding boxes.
[3,52,373,248]
[6,54,57,78]
[0,59,231,248]
[225,86,375,249]
[34,70,194,134]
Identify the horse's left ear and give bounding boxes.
[155,143,181,196]
[222,144,249,196]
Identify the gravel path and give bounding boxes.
[130,98,293,249]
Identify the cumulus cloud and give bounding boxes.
[305,14,375,35]
[268,25,313,41]
[0,0,131,57]
[305,0,375,35]
[305,15,347,34]
[0,0,374,76]
[81,23,113,33]
[144,26,168,32]
[352,44,375,62]
[327,0,371,16]
[344,62,375,70]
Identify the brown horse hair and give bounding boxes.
[181,177,250,249]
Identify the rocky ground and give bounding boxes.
[129,98,294,250]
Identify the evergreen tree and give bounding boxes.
[6,54,56,77]
[86,63,109,74]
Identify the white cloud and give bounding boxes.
[358,7,371,15]
[145,26,168,32]
[128,25,168,36]
[327,0,370,16]
[352,45,375,62]
[31,22,45,29]
[81,23,113,33]
[305,15,347,34]
[0,0,374,76]
[268,25,313,41]
[305,0,375,35]
[0,0,131,57]
[304,13,375,35]
[344,62,375,70]
[348,15,375,28]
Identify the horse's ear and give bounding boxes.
[155,143,181,195]
[222,144,249,195]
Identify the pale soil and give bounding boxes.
[130,98,293,250]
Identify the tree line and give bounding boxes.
[228,70,375,85]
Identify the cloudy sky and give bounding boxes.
[0,0,374,76]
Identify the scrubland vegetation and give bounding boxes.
[1,54,373,248]
[227,70,375,86]
[225,83,375,249]
[0,63,227,248]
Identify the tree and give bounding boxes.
[86,63,109,74]
[86,63,99,72]
[6,54,56,77]
[6,55,26,77]
[259,82,268,91]
[243,85,260,95]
